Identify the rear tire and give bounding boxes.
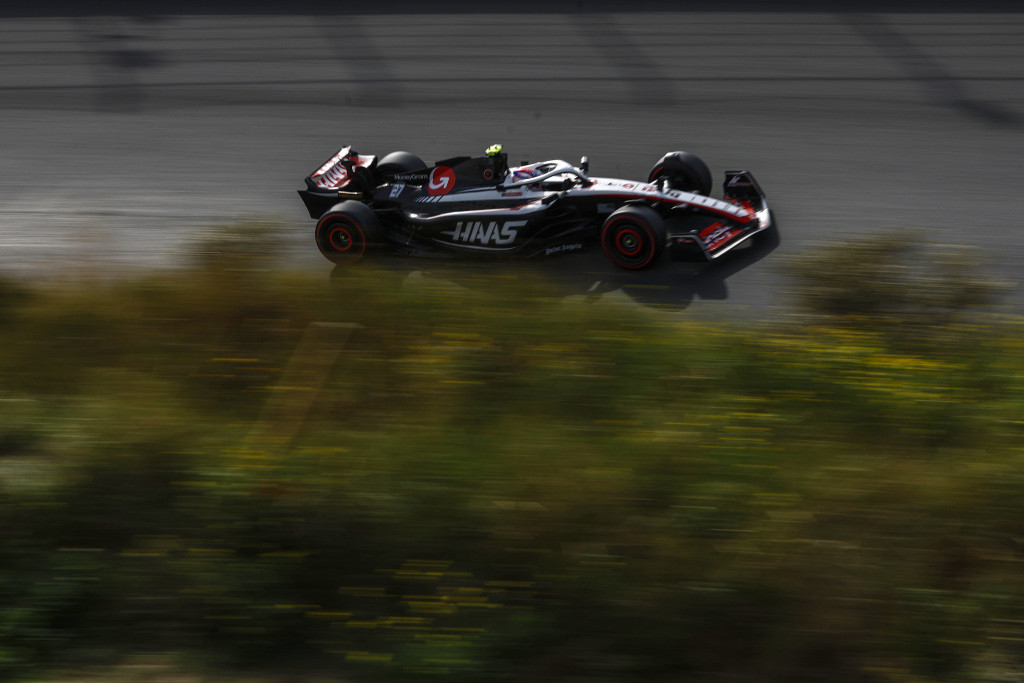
[600,205,667,270]
[648,151,713,195]
[375,151,427,184]
[315,201,383,265]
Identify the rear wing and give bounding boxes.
[299,146,377,219]
[306,146,377,191]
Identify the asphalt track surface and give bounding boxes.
[2,9,1023,316]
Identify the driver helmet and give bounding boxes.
[484,143,509,181]
[511,165,540,183]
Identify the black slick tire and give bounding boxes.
[648,151,713,195]
[375,151,427,183]
[315,201,383,265]
[600,205,667,270]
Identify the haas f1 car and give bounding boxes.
[297,144,771,270]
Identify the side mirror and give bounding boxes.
[579,156,589,174]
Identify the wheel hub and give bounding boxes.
[617,228,643,256]
[330,227,353,251]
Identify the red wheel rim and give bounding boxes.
[601,215,658,270]
[329,226,354,252]
[616,228,643,256]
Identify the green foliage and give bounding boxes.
[0,275,31,325]
[2,225,1024,681]
[783,229,1007,343]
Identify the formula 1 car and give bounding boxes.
[297,144,771,270]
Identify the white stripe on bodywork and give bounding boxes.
[408,178,752,220]
[590,178,752,219]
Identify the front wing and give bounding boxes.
[668,170,771,261]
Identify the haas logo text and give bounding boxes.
[441,220,526,246]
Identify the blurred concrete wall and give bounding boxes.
[5,0,1024,17]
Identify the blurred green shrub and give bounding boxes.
[0,275,31,325]
[783,229,1007,336]
[1,224,1023,682]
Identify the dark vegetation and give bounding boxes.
[1,227,1022,682]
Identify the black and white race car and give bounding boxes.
[297,144,771,270]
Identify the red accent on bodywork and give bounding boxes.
[705,226,744,252]
[699,222,724,239]
[428,166,456,196]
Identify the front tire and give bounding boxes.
[315,201,383,265]
[648,151,713,195]
[600,205,667,270]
